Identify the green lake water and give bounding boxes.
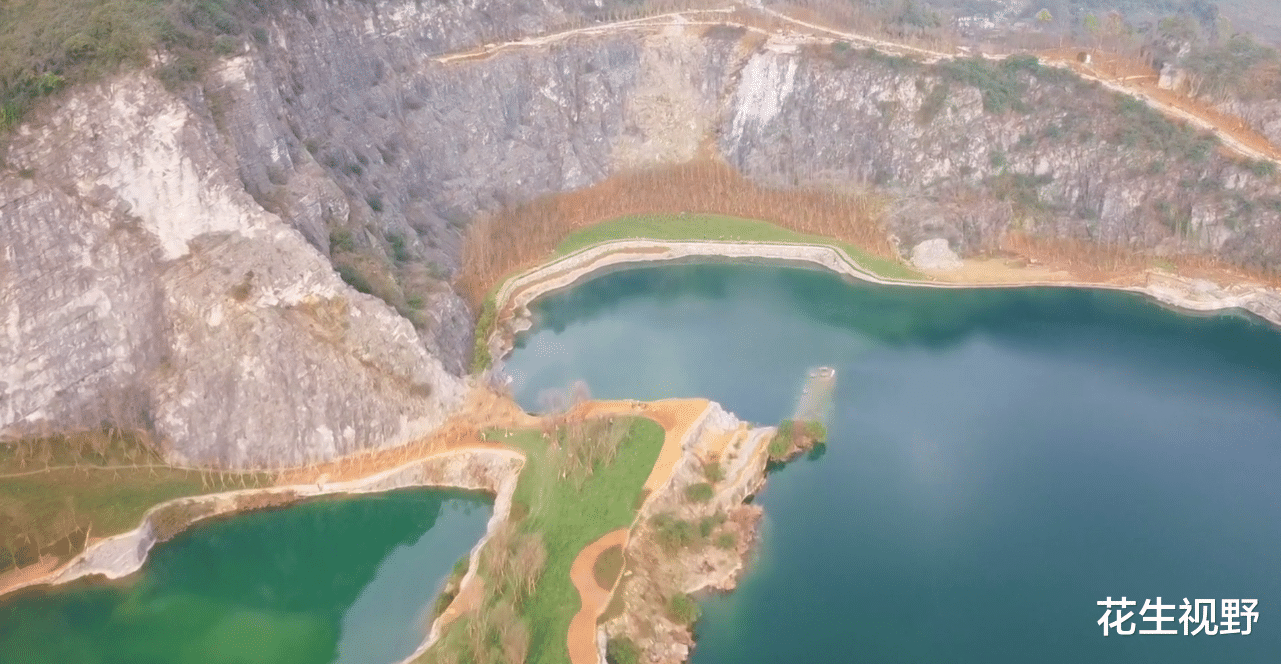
[504,263,1281,664]
[0,489,490,664]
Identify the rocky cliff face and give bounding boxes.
[4,1,1280,465]
[2,73,464,467]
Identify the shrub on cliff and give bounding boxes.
[702,455,724,483]
[666,593,701,626]
[606,636,640,664]
[471,298,496,374]
[684,482,714,503]
[651,513,699,552]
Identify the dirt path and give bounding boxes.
[567,528,630,664]
[562,399,713,664]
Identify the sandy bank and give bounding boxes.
[487,239,1281,367]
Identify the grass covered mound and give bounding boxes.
[420,415,664,664]
[592,544,624,590]
[554,213,921,281]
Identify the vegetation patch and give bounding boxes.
[471,297,497,375]
[1108,95,1219,160]
[149,499,216,543]
[592,544,624,591]
[1,0,302,132]
[648,511,731,554]
[665,593,701,626]
[430,554,472,620]
[768,419,828,462]
[457,161,911,306]
[420,416,663,664]
[553,213,918,281]
[683,482,714,503]
[0,431,272,573]
[702,455,724,483]
[605,635,641,664]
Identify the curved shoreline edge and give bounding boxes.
[0,448,525,608]
[486,239,1281,367]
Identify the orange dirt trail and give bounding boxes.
[564,398,712,664]
[567,528,629,664]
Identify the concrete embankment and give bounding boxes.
[487,240,1281,372]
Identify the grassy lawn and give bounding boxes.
[553,213,923,281]
[504,417,662,664]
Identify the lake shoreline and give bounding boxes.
[0,448,524,604]
[485,239,1281,371]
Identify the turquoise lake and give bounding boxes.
[0,489,490,664]
[503,262,1281,663]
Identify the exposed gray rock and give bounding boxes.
[911,238,964,271]
[6,4,1281,466]
[2,74,464,467]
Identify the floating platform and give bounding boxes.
[792,366,836,425]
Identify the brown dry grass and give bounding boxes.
[456,161,891,307]
[999,231,1281,288]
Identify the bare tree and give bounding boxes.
[512,533,547,603]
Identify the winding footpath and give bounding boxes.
[564,398,714,664]
[568,528,629,664]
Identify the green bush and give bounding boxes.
[666,593,701,626]
[651,513,699,552]
[336,264,374,295]
[606,636,641,664]
[803,421,828,443]
[939,56,1035,114]
[697,513,725,538]
[714,532,736,550]
[1246,159,1277,178]
[470,298,497,374]
[767,434,791,460]
[329,228,356,253]
[703,459,724,483]
[684,482,714,503]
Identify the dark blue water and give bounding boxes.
[504,263,1281,664]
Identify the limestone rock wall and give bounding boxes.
[6,3,1281,465]
[2,74,464,467]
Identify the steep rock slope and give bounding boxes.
[2,74,463,467]
[4,1,1281,465]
